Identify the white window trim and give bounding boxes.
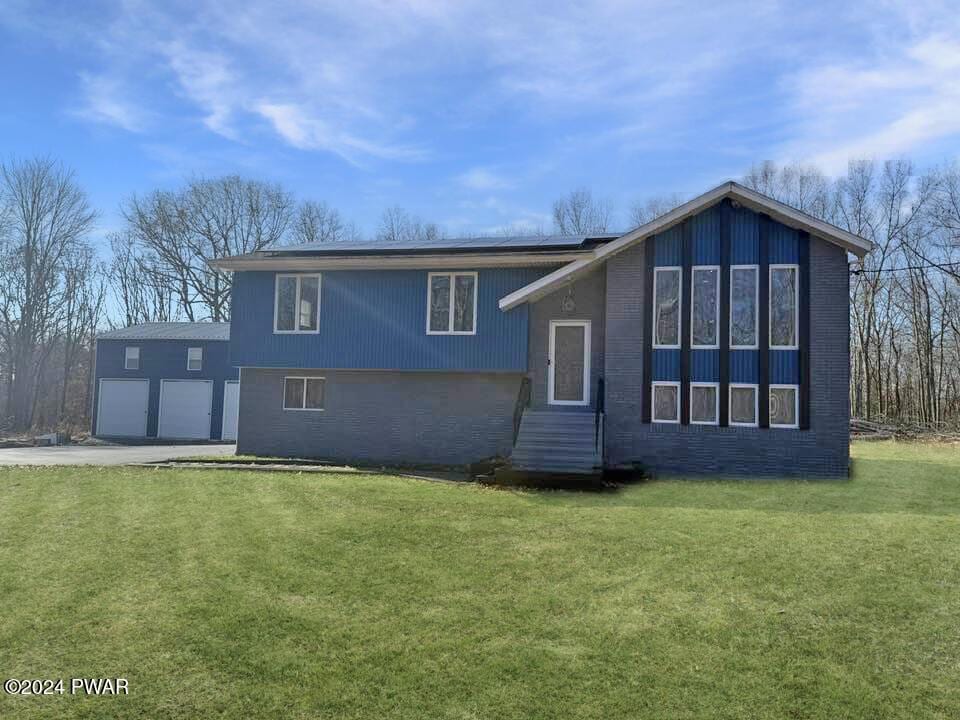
[769,383,800,429]
[274,274,322,335]
[282,376,326,412]
[547,319,591,406]
[729,265,759,350]
[651,380,681,424]
[124,346,140,370]
[187,347,203,372]
[729,383,759,427]
[769,264,800,350]
[690,265,720,349]
[652,266,682,349]
[689,381,720,425]
[426,271,478,335]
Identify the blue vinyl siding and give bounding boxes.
[730,206,760,264]
[652,349,680,381]
[691,205,721,265]
[691,349,720,382]
[229,267,551,371]
[93,339,237,439]
[770,349,800,384]
[769,223,800,264]
[730,349,759,384]
[653,225,683,266]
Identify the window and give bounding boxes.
[283,377,325,411]
[730,266,758,349]
[275,274,321,334]
[729,384,758,427]
[187,347,202,371]
[427,272,477,334]
[124,346,140,370]
[691,266,719,348]
[653,267,681,348]
[690,382,719,425]
[651,381,680,423]
[770,265,799,349]
[770,385,799,428]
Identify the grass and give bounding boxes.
[0,440,957,719]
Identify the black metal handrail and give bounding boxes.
[512,376,532,446]
[595,375,605,450]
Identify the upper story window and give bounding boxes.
[275,274,321,334]
[653,267,681,348]
[187,347,203,371]
[124,346,140,370]
[730,265,758,349]
[427,272,477,335]
[770,265,799,349]
[691,266,719,349]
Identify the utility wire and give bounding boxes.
[850,261,960,275]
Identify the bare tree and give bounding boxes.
[121,176,295,321]
[108,232,177,325]
[0,157,97,430]
[629,193,687,227]
[293,200,359,243]
[376,206,440,243]
[552,188,611,235]
[742,161,830,216]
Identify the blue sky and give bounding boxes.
[1,0,959,242]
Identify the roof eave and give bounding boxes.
[210,250,592,271]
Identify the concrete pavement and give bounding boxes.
[0,444,237,466]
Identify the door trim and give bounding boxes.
[157,378,213,440]
[222,379,240,441]
[548,319,591,406]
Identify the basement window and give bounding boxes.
[651,381,680,424]
[427,272,477,334]
[283,377,325,411]
[124,346,140,370]
[275,274,321,334]
[187,347,202,372]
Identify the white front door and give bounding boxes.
[548,320,591,406]
[158,379,213,440]
[96,379,149,437]
[221,380,240,441]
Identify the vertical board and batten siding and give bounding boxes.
[230,267,551,371]
[92,339,237,439]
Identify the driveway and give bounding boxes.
[0,444,237,466]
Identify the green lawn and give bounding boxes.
[0,441,958,719]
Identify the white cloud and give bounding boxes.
[73,73,146,132]
[457,167,514,191]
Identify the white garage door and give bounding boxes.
[97,379,149,438]
[221,380,239,441]
[158,380,213,440]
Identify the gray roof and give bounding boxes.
[262,233,623,257]
[98,322,230,342]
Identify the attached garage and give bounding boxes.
[96,379,149,437]
[158,379,213,440]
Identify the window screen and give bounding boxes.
[187,347,202,371]
[690,384,718,424]
[124,346,140,370]
[730,385,757,426]
[691,267,719,347]
[654,268,681,347]
[652,383,679,423]
[770,266,798,348]
[730,267,757,348]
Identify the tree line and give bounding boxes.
[1,155,957,435]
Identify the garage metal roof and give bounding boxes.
[97,322,230,341]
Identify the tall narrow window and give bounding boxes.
[187,347,202,371]
[769,385,799,428]
[652,381,680,423]
[770,265,798,349]
[691,266,719,348]
[730,266,758,349]
[275,274,321,334]
[653,267,681,348]
[124,346,140,370]
[729,384,758,427]
[427,272,477,334]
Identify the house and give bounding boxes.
[214,182,872,477]
[92,323,239,441]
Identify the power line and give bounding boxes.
[851,261,960,275]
